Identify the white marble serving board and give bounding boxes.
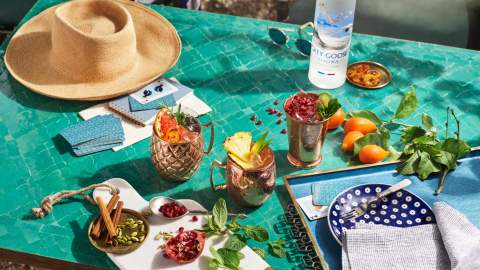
[93,178,271,270]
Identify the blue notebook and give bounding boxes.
[109,78,193,126]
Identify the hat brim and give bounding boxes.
[4,0,181,101]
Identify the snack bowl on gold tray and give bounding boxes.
[87,208,149,254]
[346,61,392,89]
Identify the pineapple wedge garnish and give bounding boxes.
[223,132,251,162]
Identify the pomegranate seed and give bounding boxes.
[274,99,280,105]
[255,120,262,125]
[277,112,282,117]
[277,119,282,124]
[250,115,257,121]
[159,201,187,218]
[266,108,273,112]
[163,253,169,258]
[191,215,198,222]
[281,129,287,134]
[178,227,184,233]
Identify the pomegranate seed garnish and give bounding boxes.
[191,215,198,222]
[274,99,280,105]
[255,120,262,125]
[281,129,287,134]
[277,119,282,124]
[277,112,282,117]
[163,253,169,258]
[250,115,257,121]
[178,227,184,233]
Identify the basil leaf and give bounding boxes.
[437,138,471,159]
[396,151,420,175]
[422,113,433,130]
[243,225,269,242]
[225,234,247,251]
[208,259,220,269]
[268,240,287,258]
[394,88,417,119]
[417,151,441,179]
[218,248,241,269]
[401,126,426,142]
[353,130,389,156]
[433,151,457,170]
[210,246,224,265]
[347,110,383,126]
[412,135,438,146]
[226,216,241,232]
[213,198,228,230]
[252,247,266,259]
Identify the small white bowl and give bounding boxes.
[149,196,189,220]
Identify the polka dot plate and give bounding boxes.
[328,183,435,245]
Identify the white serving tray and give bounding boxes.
[93,178,271,270]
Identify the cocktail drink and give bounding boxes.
[284,92,329,168]
[210,132,276,207]
[150,108,214,182]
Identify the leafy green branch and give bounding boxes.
[346,87,470,194]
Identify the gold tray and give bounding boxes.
[87,208,149,254]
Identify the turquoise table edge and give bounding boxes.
[0,0,479,269]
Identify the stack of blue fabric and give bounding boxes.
[59,115,124,156]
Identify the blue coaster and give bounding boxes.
[73,142,123,156]
[312,180,356,206]
[60,115,123,146]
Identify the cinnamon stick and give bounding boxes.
[96,196,116,238]
[107,201,124,244]
[91,195,119,238]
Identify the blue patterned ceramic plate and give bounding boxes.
[328,183,435,245]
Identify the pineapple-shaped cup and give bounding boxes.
[151,108,214,182]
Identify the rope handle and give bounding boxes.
[32,183,119,218]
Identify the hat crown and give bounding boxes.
[50,0,137,82]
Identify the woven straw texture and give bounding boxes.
[4,0,180,100]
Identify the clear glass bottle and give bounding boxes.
[308,0,357,89]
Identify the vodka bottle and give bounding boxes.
[308,0,357,89]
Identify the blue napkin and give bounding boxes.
[312,180,357,206]
[59,115,124,156]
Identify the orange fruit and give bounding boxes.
[327,108,345,130]
[358,145,389,164]
[341,131,364,152]
[343,117,377,134]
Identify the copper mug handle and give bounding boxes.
[209,160,227,191]
[203,122,214,154]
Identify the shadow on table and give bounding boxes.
[75,157,181,197]
[69,219,115,269]
[3,74,95,113]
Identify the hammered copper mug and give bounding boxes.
[151,116,214,182]
[209,147,276,207]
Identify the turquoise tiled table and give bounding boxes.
[1,0,480,269]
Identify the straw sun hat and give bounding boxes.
[4,0,181,100]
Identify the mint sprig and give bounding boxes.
[204,198,284,269]
[316,93,342,120]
